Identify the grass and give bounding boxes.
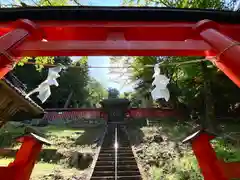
[0,157,61,178]
[0,157,14,166]
[149,152,203,180]
[1,118,239,180]
[128,117,240,180]
[213,139,240,162]
[42,125,84,136]
[0,122,105,180]
[31,163,60,177]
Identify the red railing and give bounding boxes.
[128,108,178,118]
[43,108,178,121]
[43,108,103,121]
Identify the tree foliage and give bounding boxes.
[1,0,80,8]
[107,88,120,99]
[87,78,108,107]
[124,0,232,9]
[13,56,106,108]
[113,0,240,120]
[2,1,108,108]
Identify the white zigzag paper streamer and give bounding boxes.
[151,64,170,101]
[26,66,65,103]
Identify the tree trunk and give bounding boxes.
[64,91,73,108]
[201,62,217,132]
[141,93,153,108]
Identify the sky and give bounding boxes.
[81,0,122,6]
[72,0,134,93]
[2,0,133,93]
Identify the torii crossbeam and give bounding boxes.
[0,6,240,180]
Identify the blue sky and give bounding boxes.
[73,0,133,93]
[81,0,122,6]
[3,0,133,93]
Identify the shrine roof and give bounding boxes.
[1,78,44,119]
[0,6,240,23]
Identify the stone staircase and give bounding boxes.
[90,124,142,180]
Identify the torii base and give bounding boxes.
[0,133,50,180]
[183,129,240,180]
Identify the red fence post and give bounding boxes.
[183,130,228,180]
[220,161,240,179]
[0,19,43,79]
[8,135,43,180]
[0,133,51,180]
[194,19,240,87]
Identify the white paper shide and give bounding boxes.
[151,64,170,101]
[26,66,64,103]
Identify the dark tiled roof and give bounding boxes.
[2,78,44,113]
[4,73,27,91]
[0,7,240,23]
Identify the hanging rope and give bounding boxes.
[22,57,210,69]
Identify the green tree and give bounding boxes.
[87,78,108,107]
[1,0,80,8]
[51,59,89,108]
[114,0,240,132]
[13,56,90,108]
[124,0,225,8]
[108,88,120,99]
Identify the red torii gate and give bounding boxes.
[0,6,240,180]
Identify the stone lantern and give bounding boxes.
[100,99,130,123]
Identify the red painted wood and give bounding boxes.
[13,40,213,56]
[195,20,240,87]
[220,161,240,179]
[0,21,240,41]
[0,28,28,78]
[0,135,43,180]
[191,133,228,180]
[191,132,240,180]
[0,19,43,78]
[0,18,240,180]
[43,108,178,121]
[0,21,239,56]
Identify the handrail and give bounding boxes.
[114,126,118,180]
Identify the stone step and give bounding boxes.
[100,149,133,153]
[94,165,139,172]
[92,171,141,177]
[117,160,138,165]
[98,152,133,158]
[118,157,136,161]
[91,125,142,180]
[91,175,142,180]
[117,175,142,179]
[98,156,135,161]
[118,171,141,176]
[95,161,115,166]
[118,143,131,146]
[92,170,115,177]
[96,160,138,166]
[98,153,115,157]
[101,147,132,151]
[117,153,134,157]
